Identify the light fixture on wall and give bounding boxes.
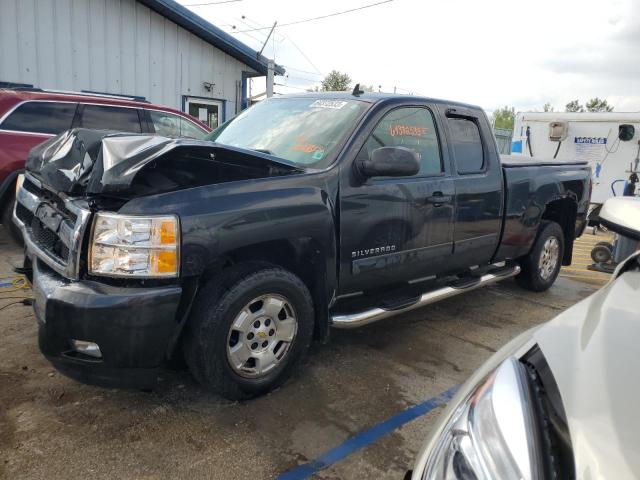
[203,81,215,92]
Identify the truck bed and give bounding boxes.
[500,154,588,168]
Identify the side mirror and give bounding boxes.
[599,197,640,240]
[357,146,420,178]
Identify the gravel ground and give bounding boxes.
[0,226,599,480]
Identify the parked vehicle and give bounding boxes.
[14,92,591,399]
[511,111,640,225]
[409,196,640,480]
[0,87,211,242]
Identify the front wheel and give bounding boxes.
[516,221,565,292]
[184,264,314,400]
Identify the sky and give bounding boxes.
[176,0,640,114]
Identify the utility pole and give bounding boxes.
[266,59,274,98]
[258,21,277,99]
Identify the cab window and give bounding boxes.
[447,117,485,173]
[359,107,442,177]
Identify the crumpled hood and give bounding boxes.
[26,128,303,196]
[534,253,640,479]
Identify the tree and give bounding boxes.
[491,106,515,130]
[321,70,351,91]
[585,97,614,112]
[565,100,585,113]
[543,103,554,112]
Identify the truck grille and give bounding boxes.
[15,174,91,280]
[16,198,71,262]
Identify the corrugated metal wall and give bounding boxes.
[0,0,257,116]
[493,128,513,155]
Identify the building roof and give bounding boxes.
[139,0,285,76]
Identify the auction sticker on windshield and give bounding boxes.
[310,100,348,109]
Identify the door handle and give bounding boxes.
[426,192,452,206]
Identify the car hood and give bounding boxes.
[26,128,303,197]
[534,252,640,479]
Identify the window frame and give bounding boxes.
[360,104,446,181]
[444,108,489,175]
[0,100,79,136]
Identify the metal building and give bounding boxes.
[0,0,283,129]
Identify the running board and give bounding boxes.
[331,265,521,329]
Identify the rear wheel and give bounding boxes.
[1,193,22,245]
[184,264,314,400]
[516,221,564,292]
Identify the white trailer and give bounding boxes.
[511,112,640,205]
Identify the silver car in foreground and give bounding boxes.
[411,196,640,480]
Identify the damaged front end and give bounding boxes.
[15,129,305,389]
[27,128,304,199]
[17,129,303,281]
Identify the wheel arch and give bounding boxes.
[200,237,333,342]
[540,197,578,266]
[0,169,23,222]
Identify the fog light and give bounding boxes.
[70,340,102,358]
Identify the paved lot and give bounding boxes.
[0,226,602,480]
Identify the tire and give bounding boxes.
[184,263,314,400]
[516,221,565,292]
[590,244,612,264]
[1,193,23,245]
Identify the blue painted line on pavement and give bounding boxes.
[277,385,459,480]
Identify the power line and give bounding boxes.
[283,34,324,75]
[183,0,242,6]
[235,14,286,42]
[285,74,321,83]
[283,66,324,77]
[232,0,394,33]
[274,83,310,91]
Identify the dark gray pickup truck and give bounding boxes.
[14,92,591,399]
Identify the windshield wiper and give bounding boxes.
[251,148,273,155]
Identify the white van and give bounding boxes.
[511,112,639,206]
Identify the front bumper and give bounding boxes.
[30,257,183,389]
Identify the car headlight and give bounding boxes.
[89,212,179,278]
[420,357,542,480]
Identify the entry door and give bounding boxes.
[184,97,224,129]
[339,106,455,295]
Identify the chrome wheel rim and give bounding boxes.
[226,294,298,379]
[538,236,560,280]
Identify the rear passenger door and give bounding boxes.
[441,107,503,269]
[77,104,143,133]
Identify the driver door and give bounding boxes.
[338,105,455,294]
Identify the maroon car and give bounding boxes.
[0,88,211,241]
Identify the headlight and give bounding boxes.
[420,357,542,480]
[89,213,179,278]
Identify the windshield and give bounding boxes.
[206,97,369,168]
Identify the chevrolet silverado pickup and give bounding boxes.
[14,93,591,399]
